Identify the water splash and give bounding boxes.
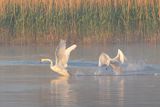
[0,60,160,76]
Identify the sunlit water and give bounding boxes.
[0,43,160,107]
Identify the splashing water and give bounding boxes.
[0,59,160,76]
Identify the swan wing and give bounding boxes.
[113,49,127,64]
[98,53,111,66]
[65,44,77,56]
[64,44,77,67]
[55,40,67,67]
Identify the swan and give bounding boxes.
[41,40,77,76]
[98,49,127,73]
[98,49,127,67]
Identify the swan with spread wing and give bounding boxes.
[41,40,77,76]
[98,49,127,73]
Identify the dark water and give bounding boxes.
[0,43,160,107]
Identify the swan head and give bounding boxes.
[41,59,46,62]
[41,58,52,62]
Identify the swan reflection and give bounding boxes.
[50,76,76,107]
[95,76,125,106]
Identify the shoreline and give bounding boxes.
[0,32,159,46]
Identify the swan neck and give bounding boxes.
[43,59,53,67]
[49,60,53,67]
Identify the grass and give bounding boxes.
[0,0,160,45]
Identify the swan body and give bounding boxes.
[41,40,77,76]
[98,49,127,73]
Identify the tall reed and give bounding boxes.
[0,0,160,44]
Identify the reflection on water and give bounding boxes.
[95,76,125,107]
[50,77,76,107]
[1,68,160,107]
[49,76,126,107]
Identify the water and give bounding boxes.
[0,43,160,107]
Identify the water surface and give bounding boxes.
[0,43,160,107]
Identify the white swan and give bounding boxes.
[98,49,127,72]
[41,40,77,76]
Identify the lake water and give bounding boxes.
[0,43,160,107]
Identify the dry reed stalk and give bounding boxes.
[158,0,160,17]
[0,0,159,8]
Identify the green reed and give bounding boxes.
[0,0,160,44]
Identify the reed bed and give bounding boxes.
[0,0,160,45]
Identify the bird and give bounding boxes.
[41,39,77,76]
[98,49,127,73]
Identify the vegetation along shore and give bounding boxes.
[0,0,160,45]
